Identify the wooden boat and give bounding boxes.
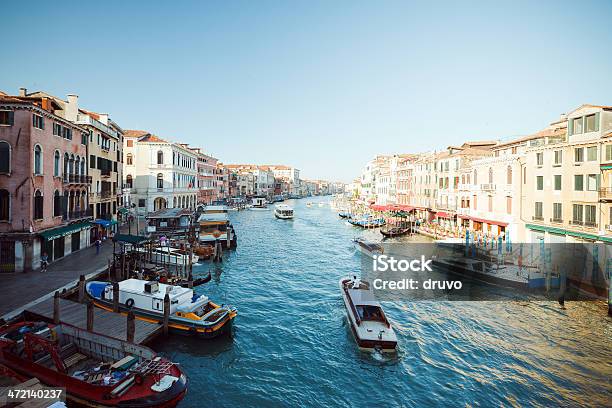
[198,206,237,249]
[0,321,187,407]
[353,238,384,258]
[338,212,350,219]
[177,271,212,288]
[193,243,214,259]
[86,279,236,338]
[380,226,411,237]
[339,277,397,352]
[348,216,385,228]
[274,204,294,219]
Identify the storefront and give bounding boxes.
[38,221,91,263]
[90,219,119,242]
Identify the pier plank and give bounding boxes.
[25,298,161,345]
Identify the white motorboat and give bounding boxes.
[339,276,397,352]
[136,246,199,265]
[353,237,384,258]
[250,196,268,210]
[274,204,294,219]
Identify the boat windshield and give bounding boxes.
[355,305,386,322]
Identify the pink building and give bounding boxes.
[0,92,91,272]
[190,148,219,205]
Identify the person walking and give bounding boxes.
[95,238,101,255]
[40,252,49,272]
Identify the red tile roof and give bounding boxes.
[124,129,150,138]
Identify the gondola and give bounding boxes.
[380,226,411,237]
[178,271,212,288]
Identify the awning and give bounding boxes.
[601,164,612,170]
[118,207,130,215]
[458,214,471,219]
[370,204,389,211]
[39,221,91,241]
[526,223,612,243]
[470,217,508,227]
[92,219,118,228]
[113,234,149,245]
[435,212,455,219]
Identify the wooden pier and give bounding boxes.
[24,297,162,345]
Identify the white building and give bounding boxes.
[123,130,198,214]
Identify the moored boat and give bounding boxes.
[348,216,385,228]
[274,204,294,219]
[86,279,236,338]
[198,206,237,249]
[380,226,411,238]
[353,237,384,258]
[338,212,351,219]
[339,276,397,352]
[0,321,187,407]
[250,196,268,210]
[135,246,199,265]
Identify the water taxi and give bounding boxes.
[339,276,397,352]
[250,196,268,210]
[0,321,187,407]
[274,204,294,219]
[198,205,237,249]
[353,237,384,258]
[86,279,237,338]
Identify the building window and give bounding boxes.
[53,190,61,217]
[586,146,597,161]
[32,114,44,130]
[0,189,9,221]
[488,168,493,184]
[0,141,10,174]
[33,190,43,220]
[536,176,544,190]
[157,151,164,165]
[606,145,612,162]
[34,145,42,175]
[90,154,96,168]
[506,166,512,185]
[126,153,133,165]
[574,147,584,163]
[54,150,60,177]
[572,117,583,134]
[534,202,543,219]
[157,173,164,189]
[0,111,14,126]
[473,170,477,185]
[554,150,562,165]
[506,197,512,214]
[574,175,584,191]
[572,204,583,224]
[536,152,543,166]
[126,175,133,188]
[473,195,477,210]
[511,146,517,155]
[585,114,598,133]
[554,175,562,191]
[587,174,598,191]
[488,196,493,212]
[127,139,133,147]
[585,205,596,226]
[553,203,562,222]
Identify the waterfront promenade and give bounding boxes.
[0,240,114,319]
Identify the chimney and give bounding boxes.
[65,94,79,121]
[98,113,109,125]
[19,87,27,97]
[41,97,51,112]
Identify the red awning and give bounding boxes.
[470,217,508,227]
[435,212,455,219]
[458,214,471,219]
[397,205,414,212]
[370,204,388,211]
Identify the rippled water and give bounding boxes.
[152,197,611,407]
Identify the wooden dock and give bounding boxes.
[24,297,162,345]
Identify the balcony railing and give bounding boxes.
[100,191,112,199]
[550,218,563,224]
[64,174,92,184]
[571,220,583,226]
[532,215,544,221]
[599,187,612,200]
[64,209,93,220]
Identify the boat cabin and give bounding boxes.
[251,196,267,207]
[146,208,193,233]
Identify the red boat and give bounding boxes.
[0,321,187,407]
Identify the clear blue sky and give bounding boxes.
[2,0,611,182]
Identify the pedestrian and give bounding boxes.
[40,252,49,272]
[95,238,101,255]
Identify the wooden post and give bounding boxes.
[112,281,120,313]
[121,250,126,280]
[78,275,85,304]
[53,291,60,324]
[107,259,112,281]
[163,293,170,336]
[86,300,94,331]
[127,310,135,343]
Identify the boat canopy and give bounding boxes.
[347,288,380,306]
[176,295,210,313]
[198,212,229,223]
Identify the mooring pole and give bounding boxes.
[86,300,94,331]
[112,281,120,313]
[127,310,135,343]
[53,291,60,324]
[78,274,86,304]
[163,293,170,336]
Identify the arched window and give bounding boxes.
[63,153,69,179]
[157,150,164,165]
[0,189,9,221]
[126,174,133,188]
[157,173,164,189]
[506,166,512,185]
[34,190,43,220]
[126,153,133,165]
[34,145,42,175]
[75,156,80,176]
[69,154,75,175]
[0,141,10,174]
[488,167,493,184]
[80,160,85,176]
[473,169,477,185]
[53,190,61,217]
[54,150,60,177]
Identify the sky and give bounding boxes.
[2,0,612,182]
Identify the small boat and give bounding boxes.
[338,212,351,219]
[193,243,214,259]
[0,321,187,407]
[353,237,384,258]
[86,279,236,338]
[136,246,199,265]
[380,226,411,237]
[339,276,397,352]
[177,271,212,288]
[306,202,313,208]
[198,206,237,249]
[274,204,294,219]
[348,216,385,228]
[250,196,268,210]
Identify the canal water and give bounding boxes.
[153,197,611,407]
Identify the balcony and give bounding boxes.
[550,218,563,224]
[599,187,612,202]
[100,191,113,199]
[532,215,544,221]
[480,184,496,191]
[64,174,92,185]
[570,220,583,226]
[64,209,93,221]
[100,169,111,177]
